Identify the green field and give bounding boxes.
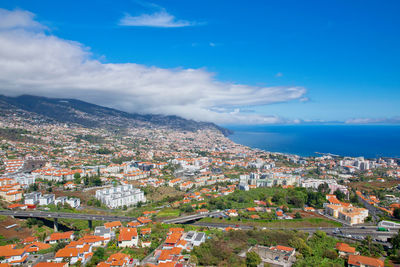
[199,217,342,228]
[156,209,180,218]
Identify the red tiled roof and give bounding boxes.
[104,221,122,229]
[348,255,384,267]
[47,231,74,241]
[336,242,356,254]
[24,242,51,252]
[119,227,137,242]
[34,263,68,267]
[272,245,294,252]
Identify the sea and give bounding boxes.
[225,125,400,159]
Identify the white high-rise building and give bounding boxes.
[95,184,146,209]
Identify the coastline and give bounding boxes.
[224,124,400,159]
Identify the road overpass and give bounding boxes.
[0,210,136,231]
[162,210,223,224]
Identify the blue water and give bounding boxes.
[225,125,400,158]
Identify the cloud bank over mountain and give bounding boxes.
[0,8,307,124]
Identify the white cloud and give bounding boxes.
[0,9,44,30]
[0,8,307,125]
[345,117,400,124]
[119,10,195,28]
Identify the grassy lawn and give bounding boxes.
[156,209,180,218]
[199,217,342,228]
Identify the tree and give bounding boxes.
[317,183,329,194]
[334,189,346,201]
[294,212,302,219]
[93,247,105,259]
[289,237,312,257]
[358,235,384,257]
[74,173,81,184]
[322,249,338,260]
[394,208,400,219]
[28,183,38,192]
[54,242,67,252]
[246,251,261,267]
[391,230,400,250]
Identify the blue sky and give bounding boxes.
[0,0,399,124]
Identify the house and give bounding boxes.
[54,245,92,265]
[157,247,183,264]
[179,181,194,191]
[127,221,141,228]
[336,242,358,257]
[34,263,69,267]
[118,228,138,247]
[46,231,75,244]
[226,209,238,217]
[168,178,182,187]
[183,231,206,247]
[7,203,27,210]
[104,221,122,230]
[348,255,384,267]
[0,244,28,265]
[164,230,183,249]
[64,181,76,190]
[250,214,260,219]
[276,209,284,218]
[196,208,209,214]
[24,242,51,253]
[304,207,315,212]
[137,217,152,225]
[98,252,131,266]
[140,228,152,236]
[23,236,38,244]
[78,235,107,247]
[94,226,115,240]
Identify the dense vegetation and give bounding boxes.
[191,229,345,267]
[0,127,41,144]
[206,187,326,210]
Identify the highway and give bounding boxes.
[0,210,136,222]
[162,210,224,224]
[193,222,398,239]
[1,209,398,242]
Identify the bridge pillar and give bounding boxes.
[54,218,59,232]
[88,220,93,229]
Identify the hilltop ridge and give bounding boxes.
[0,94,232,136]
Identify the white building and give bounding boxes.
[184,231,206,247]
[239,172,300,189]
[24,192,42,205]
[55,196,67,206]
[38,194,55,206]
[118,227,138,248]
[11,174,36,187]
[94,226,115,240]
[66,198,81,208]
[95,184,146,209]
[300,178,348,194]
